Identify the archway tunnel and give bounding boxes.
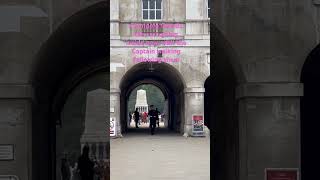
[125,82,169,130]
[119,62,186,135]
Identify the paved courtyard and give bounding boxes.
[110,128,210,180]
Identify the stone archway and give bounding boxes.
[115,62,190,137]
[109,60,210,137]
[123,79,170,131]
[30,2,108,180]
[300,44,320,180]
[206,25,244,180]
[56,72,109,179]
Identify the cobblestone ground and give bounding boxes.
[110,128,210,180]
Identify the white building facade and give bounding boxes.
[110,0,210,137]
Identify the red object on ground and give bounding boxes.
[193,115,203,121]
[266,169,298,180]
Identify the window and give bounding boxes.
[207,0,211,18]
[207,0,211,34]
[142,0,162,20]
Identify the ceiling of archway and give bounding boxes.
[120,63,185,94]
[31,2,108,101]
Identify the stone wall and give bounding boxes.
[0,0,318,179]
[213,0,311,179]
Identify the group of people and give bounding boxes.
[129,111,149,125]
[60,146,109,180]
[129,105,161,135]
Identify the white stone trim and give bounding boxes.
[184,87,205,93]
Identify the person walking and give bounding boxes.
[155,108,160,128]
[143,111,147,124]
[134,108,140,128]
[61,155,71,180]
[78,145,94,180]
[148,105,157,135]
[128,112,132,125]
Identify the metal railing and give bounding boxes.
[141,23,164,33]
[119,20,210,37]
[121,21,185,37]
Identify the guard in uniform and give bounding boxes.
[78,145,94,180]
[148,105,157,135]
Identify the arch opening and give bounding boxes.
[126,83,168,131]
[56,71,108,180]
[300,44,320,180]
[204,25,242,180]
[30,2,109,180]
[119,62,186,135]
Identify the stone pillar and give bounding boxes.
[110,0,120,39]
[103,142,107,159]
[163,99,169,128]
[237,83,302,180]
[110,88,122,137]
[0,84,32,180]
[183,87,205,137]
[95,143,99,159]
[98,142,103,160]
[89,144,95,157]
